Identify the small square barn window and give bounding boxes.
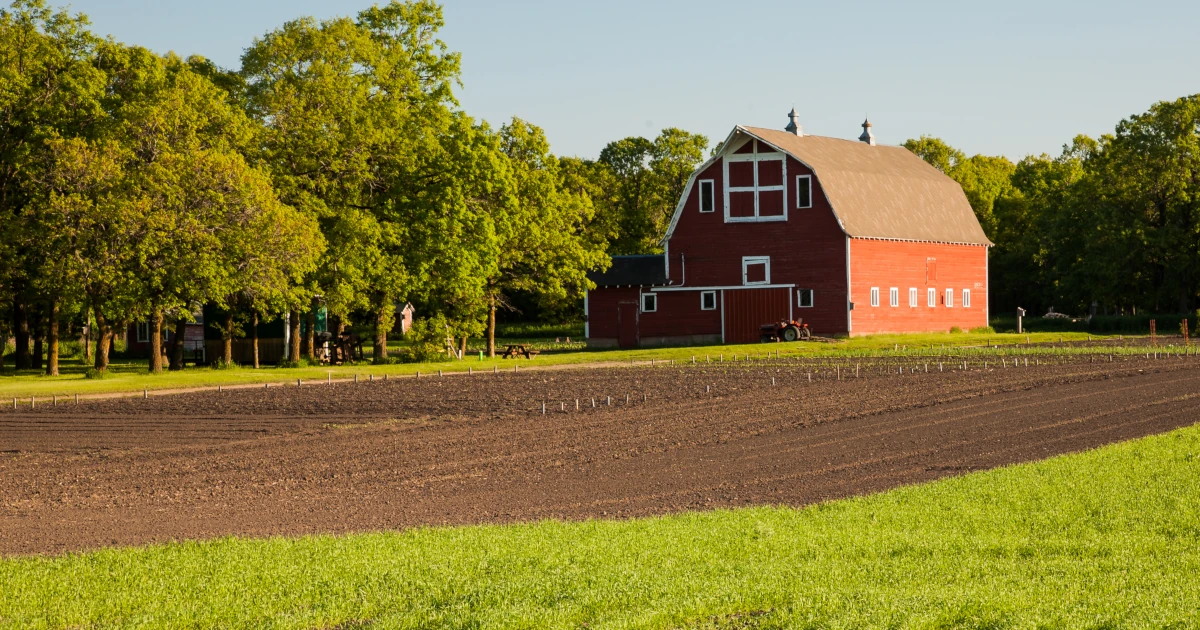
[870,287,880,307]
[927,288,937,307]
[699,180,714,213]
[796,175,812,209]
[908,287,918,308]
[945,288,954,307]
[889,287,899,307]
[136,321,150,343]
[742,256,770,285]
[962,289,971,308]
[797,288,814,308]
[641,293,657,313]
[701,291,717,310]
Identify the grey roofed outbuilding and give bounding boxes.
[587,255,670,288]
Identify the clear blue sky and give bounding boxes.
[56,0,1199,160]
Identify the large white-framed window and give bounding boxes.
[908,287,918,308]
[962,289,971,308]
[795,175,812,209]
[797,288,814,308]
[870,287,880,307]
[927,287,937,307]
[889,287,899,307]
[136,321,150,343]
[742,256,771,285]
[698,179,715,213]
[945,288,954,307]
[700,290,717,311]
[724,139,787,223]
[641,292,657,313]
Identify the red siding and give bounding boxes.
[586,286,639,341]
[848,239,988,334]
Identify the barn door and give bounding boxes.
[617,301,639,349]
[723,288,791,344]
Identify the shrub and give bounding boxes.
[83,368,107,380]
[949,326,963,334]
[210,359,239,370]
[408,314,450,363]
[277,358,317,369]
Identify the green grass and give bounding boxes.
[4,420,1200,628]
[0,331,1147,399]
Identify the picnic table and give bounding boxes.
[500,344,540,359]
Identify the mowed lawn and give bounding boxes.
[0,331,1106,399]
[4,421,1199,628]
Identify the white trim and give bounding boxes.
[640,292,657,313]
[700,290,717,310]
[584,292,590,338]
[652,283,796,292]
[795,174,813,209]
[870,287,880,308]
[985,251,990,321]
[845,235,852,333]
[927,287,937,308]
[796,288,814,308]
[698,179,715,213]
[660,128,740,245]
[945,288,954,308]
[742,256,771,286]
[963,288,971,308]
[889,287,899,308]
[908,287,918,308]
[723,139,789,223]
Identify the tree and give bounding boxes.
[902,135,964,175]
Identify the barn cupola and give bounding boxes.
[858,116,876,146]
[785,107,803,136]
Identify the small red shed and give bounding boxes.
[586,111,992,348]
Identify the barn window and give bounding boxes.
[889,287,899,307]
[797,288,814,308]
[927,258,938,282]
[927,288,937,307]
[742,256,770,285]
[870,287,880,307]
[909,287,918,308]
[796,175,812,209]
[724,139,787,223]
[963,289,971,308]
[699,180,715,213]
[945,288,954,307]
[700,291,717,310]
[641,292,657,313]
[136,321,150,343]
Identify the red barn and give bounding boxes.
[586,111,992,348]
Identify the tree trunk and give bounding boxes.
[299,313,311,359]
[45,300,60,376]
[148,308,164,374]
[223,312,235,365]
[487,294,497,358]
[13,297,30,370]
[93,307,111,372]
[169,318,187,371]
[289,310,301,363]
[373,297,390,362]
[252,311,260,369]
[32,311,43,371]
[304,301,317,361]
[83,317,91,360]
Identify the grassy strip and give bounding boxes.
[4,424,1200,628]
[0,331,1118,399]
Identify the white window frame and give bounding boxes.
[945,288,954,307]
[870,287,880,307]
[908,287,918,308]
[641,292,657,313]
[963,289,971,308]
[742,256,771,286]
[796,288,814,308]
[723,139,788,223]
[889,287,899,308]
[700,290,717,311]
[136,321,150,343]
[698,179,715,213]
[927,288,937,307]
[795,174,812,209]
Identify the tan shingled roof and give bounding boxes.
[741,126,992,246]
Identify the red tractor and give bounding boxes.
[759,318,812,342]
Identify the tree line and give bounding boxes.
[904,94,1200,320]
[0,0,710,373]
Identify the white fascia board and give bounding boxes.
[651,283,796,292]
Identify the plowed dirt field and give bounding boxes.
[3,357,1199,556]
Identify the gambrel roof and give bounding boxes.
[664,126,993,247]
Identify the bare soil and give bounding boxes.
[2,356,1199,556]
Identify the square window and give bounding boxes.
[797,288,814,308]
[796,175,812,209]
[963,289,971,308]
[641,293,657,313]
[945,288,954,307]
[870,287,880,307]
[908,287,918,307]
[742,256,770,285]
[699,180,714,213]
[927,288,937,307]
[701,291,717,310]
[889,287,899,307]
[136,322,150,343]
